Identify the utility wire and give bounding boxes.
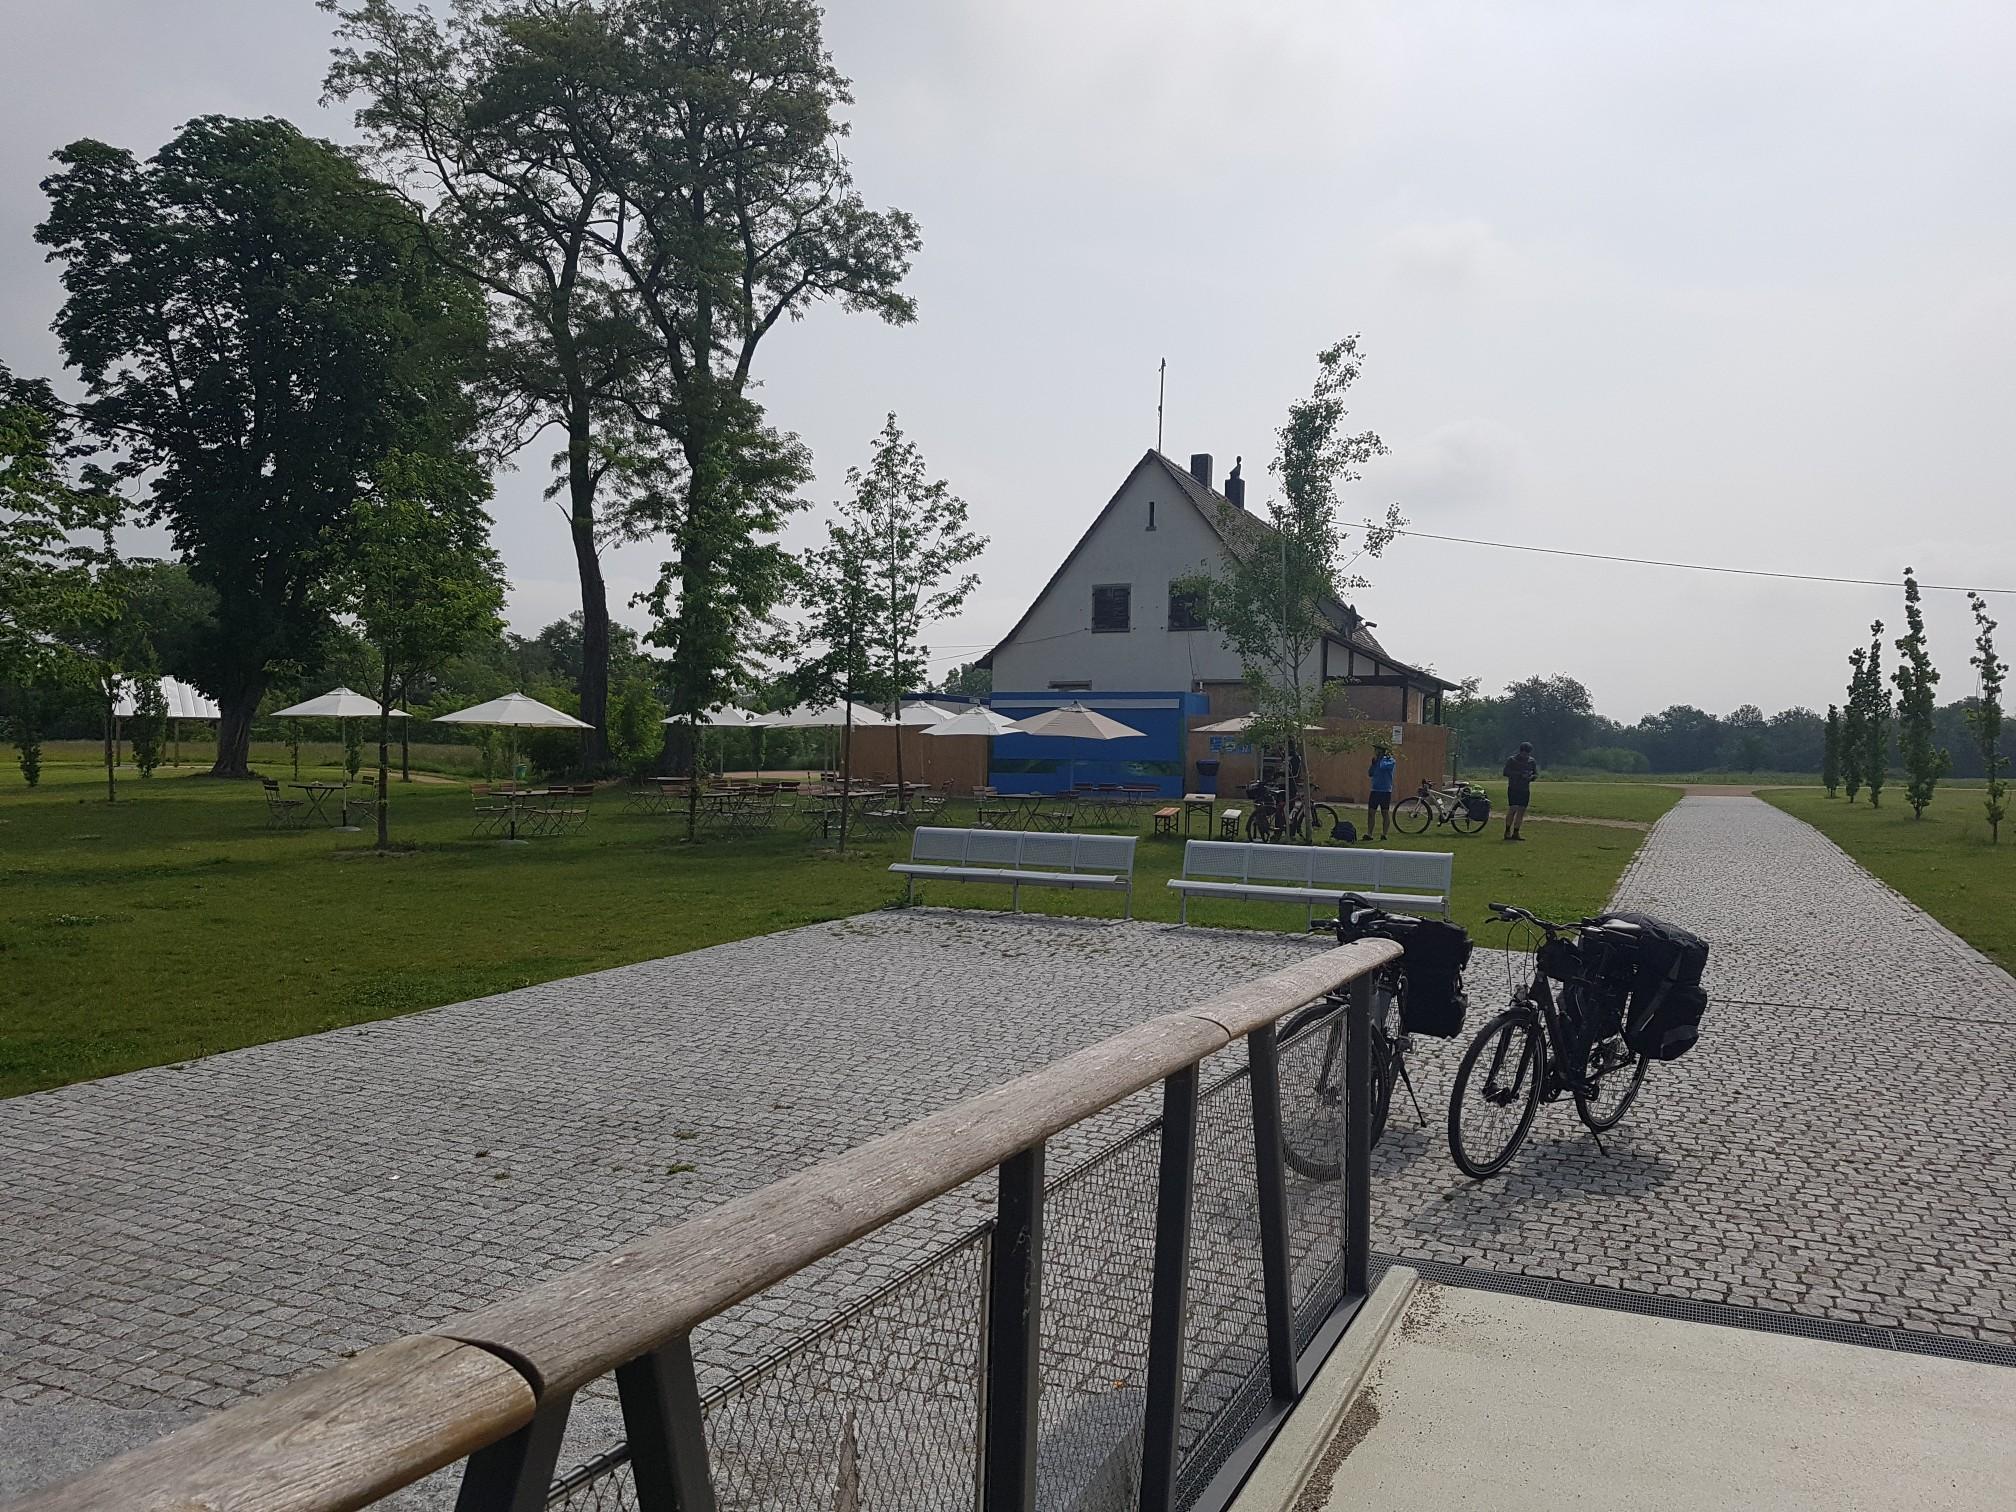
[1361,524,2015,596]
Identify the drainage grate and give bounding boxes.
[1375,1253,2016,1371]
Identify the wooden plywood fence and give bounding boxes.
[843,727,990,791]
[1188,719,1450,804]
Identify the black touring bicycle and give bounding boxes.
[1278,894,1710,1180]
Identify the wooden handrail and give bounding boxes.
[8,1335,536,1512]
[5,938,1398,1512]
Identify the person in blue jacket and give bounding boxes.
[1365,744,1397,840]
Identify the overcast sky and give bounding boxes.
[4,1,2012,721]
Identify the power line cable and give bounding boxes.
[1361,524,2014,596]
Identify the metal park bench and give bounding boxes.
[889,827,1138,916]
[1167,840,1453,926]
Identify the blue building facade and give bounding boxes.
[982,690,1209,796]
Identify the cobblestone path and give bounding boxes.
[1370,796,2016,1348]
[5,795,2013,1500]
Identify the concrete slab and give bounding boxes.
[1290,1282,2016,1511]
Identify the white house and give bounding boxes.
[981,450,1453,724]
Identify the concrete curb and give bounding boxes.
[1226,1266,1419,1512]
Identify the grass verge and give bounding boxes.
[2,761,1656,1096]
[1760,786,2014,970]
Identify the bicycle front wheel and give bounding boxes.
[1392,798,1432,836]
[1448,1008,1544,1179]
[1297,802,1340,842]
[1575,1035,1648,1131]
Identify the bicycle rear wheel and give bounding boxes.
[1575,1035,1648,1131]
[1448,801,1487,836]
[1296,802,1341,841]
[1278,1003,1343,1181]
[1448,1008,1544,1179]
[1392,797,1432,836]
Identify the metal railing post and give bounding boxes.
[1343,977,1373,1299]
[616,1335,716,1511]
[1246,1025,1301,1399]
[453,1393,574,1512]
[1139,1065,1200,1511]
[982,1145,1045,1512]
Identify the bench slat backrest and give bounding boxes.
[910,828,1136,876]
[1181,841,1451,898]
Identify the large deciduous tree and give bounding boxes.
[1890,568,1949,819]
[1968,593,2007,842]
[37,115,488,777]
[1182,338,1403,841]
[0,364,110,691]
[326,0,643,767]
[505,0,919,752]
[808,415,983,809]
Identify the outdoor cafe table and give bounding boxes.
[289,782,356,830]
[1180,793,1219,837]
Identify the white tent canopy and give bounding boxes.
[664,705,770,728]
[923,705,1021,737]
[111,676,220,721]
[270,686,409,721]
[434,692,592,729]
[764,701,891,729]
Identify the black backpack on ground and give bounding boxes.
[1335,902,1473,1038]
[1592,911,1710,1061]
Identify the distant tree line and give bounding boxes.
[1444,670,2015,779]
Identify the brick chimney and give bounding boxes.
[1188,453,1213,489]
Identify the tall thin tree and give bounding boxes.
[1968,593,2008,843]
[1821,704,1842,798]
[1860,620,1889,809]
[1891,568,1949,818]
[1842,649,1867,802]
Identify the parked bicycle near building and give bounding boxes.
[1279,896,1474,1179]
[1448,902,1709,1179]
[1392,778,1490,837]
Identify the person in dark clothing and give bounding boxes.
[1364,744,1396,840]
[1503,742,1538,840]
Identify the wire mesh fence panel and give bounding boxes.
[1173,1067,1272,1509]
[1035,1128,1161,1511]
[549,1232,989,1512]
[1275,1012,1348,1349]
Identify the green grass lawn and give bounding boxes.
[1761,786,2015,970]
[1,761,1657,1097]
[1437,779,1684,826]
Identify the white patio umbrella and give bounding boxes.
[268,687,411,830]
[1191,714,1322,734]
[663,706,770,780]
[922,705,1022,737]
[434,692,592,798]
[1007,702,1145,792]
[433,692,592,729]
[270,686,411,721]
[895,702,954,726]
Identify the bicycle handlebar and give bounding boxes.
[1485,901,1603,935]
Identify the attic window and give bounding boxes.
[1091,583,1131,633]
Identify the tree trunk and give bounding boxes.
[684,714,699,843]
[212,691,260,778]
[400,720,410,783]
[376,662,394,849]
[894,713,906,812]
[102,691,116,804]
[570,486,611,771]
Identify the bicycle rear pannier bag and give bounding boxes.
[1462,793,1491,822]
[1598,912,1710,1060]
[1396,917,1473,1038]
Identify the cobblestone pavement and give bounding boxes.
[6,795,2015,1501]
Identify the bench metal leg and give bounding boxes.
[1010,882,1021,914]
[1123,883,1132,921]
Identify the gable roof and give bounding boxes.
[980,449,1455,689]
